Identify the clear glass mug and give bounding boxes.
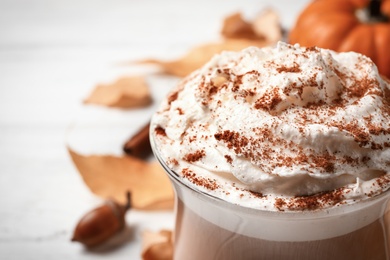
[151,132,390,260]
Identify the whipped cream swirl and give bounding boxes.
[152,42,390,211]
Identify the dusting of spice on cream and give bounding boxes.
[152,42,390,211]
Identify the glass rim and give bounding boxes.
[150,125,390,220]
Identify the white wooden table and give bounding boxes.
[0,0,309,259]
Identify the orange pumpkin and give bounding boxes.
[289,0,390,78]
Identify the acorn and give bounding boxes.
[71,192,131,247]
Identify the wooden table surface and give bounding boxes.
[0,0,309,259]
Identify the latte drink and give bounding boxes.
[151,42,390,259]
[169,177,390,260]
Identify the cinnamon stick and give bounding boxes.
[123,122,152,159]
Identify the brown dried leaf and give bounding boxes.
[142,230,173,260]
[252,9,282,44]
[84,76,152,108]
[68,148,174,210]
[221,9,282,44]
[221,12,260,40]
[138,39,268,77]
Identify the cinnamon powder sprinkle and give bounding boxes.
[176,107,184,115]
[182,168,219,190]
[276,62,301,73]
[347,125,370,144]
[214,130,249,154]
[285,188,345,211]
[167,91,179,105]
[183,150,206,162]
[367,123,390,136]
[305,46,319,52]
[168,158,179,166]
[347,77,379,98]
[216,127,343,173]
[332,121,370,146]
[254,87,283,111]
[155,126,167,136]
[275,198,287,211]
[249,190,264,198]
[384,85,390,105]
[368,124,383,135]
[310,154,335,172]
[374,175,390,191]
[224,155,233,164]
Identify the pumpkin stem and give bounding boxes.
[368,0,388,22]
[124,191,132,211]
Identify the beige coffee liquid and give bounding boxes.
[174,198,389,260]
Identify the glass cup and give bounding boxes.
[151,131,390,260]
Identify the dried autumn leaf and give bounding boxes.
[221,9,282,43]
[138,39,268,77]
[142,230,173,260]
[252,9,282,44]
[221,12,260,40]
[68,148,174,210]
[84,76,152,108]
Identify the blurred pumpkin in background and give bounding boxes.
[289,0,390,78]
